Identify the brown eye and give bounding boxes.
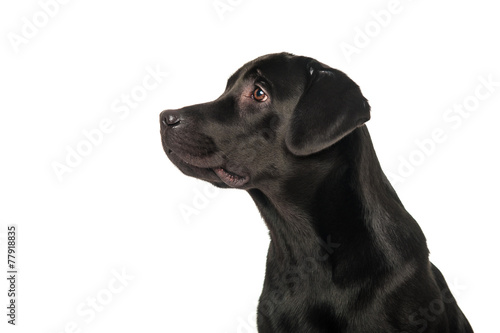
[253,87,268,102]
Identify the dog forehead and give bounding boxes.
[249,53,309,79]
[226,53,309,92]
[250,52,297,72]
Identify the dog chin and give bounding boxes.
[164,143,251,189]
[165,148,249,189]
[165,149,217,181]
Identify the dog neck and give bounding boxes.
[248,126,428,280]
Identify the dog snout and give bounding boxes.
[160,109,181,127]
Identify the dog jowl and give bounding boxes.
[159,53,473,333]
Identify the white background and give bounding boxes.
[1,0,499,332]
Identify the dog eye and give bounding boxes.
[252,87,268,102]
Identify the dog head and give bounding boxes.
[160,52,370,190]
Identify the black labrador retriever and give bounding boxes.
[159,53,473,332]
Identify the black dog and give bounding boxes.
[159,53,473,332]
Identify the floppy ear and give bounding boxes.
[285,60,371,156]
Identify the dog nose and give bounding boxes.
[161,109,181,127]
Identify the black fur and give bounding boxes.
[159,52,473,332]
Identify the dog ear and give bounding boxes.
[285,60,371,156]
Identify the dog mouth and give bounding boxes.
[213,167,249,187]
[165,147,249,188]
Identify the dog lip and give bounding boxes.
[164,147,247,187]
[213,167,249,187]
[164,143,222,169]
